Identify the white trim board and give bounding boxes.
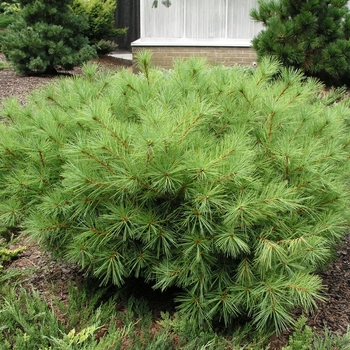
[132,38,253,47]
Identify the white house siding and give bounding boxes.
[142,0,184,39]
[185,0,227,39]
[133,0,350,70]
[140,0,263,44]
[227,0,262,39]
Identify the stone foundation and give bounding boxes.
[132,46,257,71]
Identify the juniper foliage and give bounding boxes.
[0,0,96,74]
[251,0,350,86]
[1,56,350,332]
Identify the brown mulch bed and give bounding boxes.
[0,53,132,105]
[2,53,350,349]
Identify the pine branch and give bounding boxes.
[92,116,130,151]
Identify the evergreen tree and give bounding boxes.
[251,0,350,86]
[1,0,96,74]
[71,0,127,55]
[72,0,118,44]
[1,56,350,332]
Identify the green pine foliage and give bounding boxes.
[0,0,96,74]
[251,0,350,86]
[1,55,350,333]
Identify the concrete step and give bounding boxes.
[108,50,132,61]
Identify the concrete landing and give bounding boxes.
[108,50,132,61]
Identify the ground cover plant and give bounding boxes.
[251,0,350,86]
[0,274,270,349]
[0,238,24,271]
[0,59,10,70]
[1,54,350,335]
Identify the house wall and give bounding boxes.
[114,0,140,50]
[132,0,261,71]
[141,0,262,41]
[132,46,257,71]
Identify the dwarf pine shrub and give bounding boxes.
[1,56,350,332]
[251,0,350,86]
[1,0,96,74]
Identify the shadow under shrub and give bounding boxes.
[1,56,350,333]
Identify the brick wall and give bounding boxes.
[132,46,258,71]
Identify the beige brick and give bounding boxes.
[132,46,258,72]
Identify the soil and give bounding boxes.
[1,53,350,349]
[0,54,132,105]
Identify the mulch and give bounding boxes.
[0,54,132,105]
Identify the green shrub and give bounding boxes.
[282,316,313,350]
[0,2,20,15]
[313,326,350,350]
[0,234,25,271]
[1,55,350,333]
[0,1,20,28]
[0,284,132,349]
[0,0,96,74]
[0,59,10,70]
[0,13,15,27]
[93,39,118,55]
[0,246,25,270]
[0,2,18,39]
[251,0,350,86]
[282,315,350,350]
[72,0,126,54]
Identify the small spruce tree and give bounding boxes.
[1,0,97,74]
[1,56,350,332]
[251,0,350,86]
